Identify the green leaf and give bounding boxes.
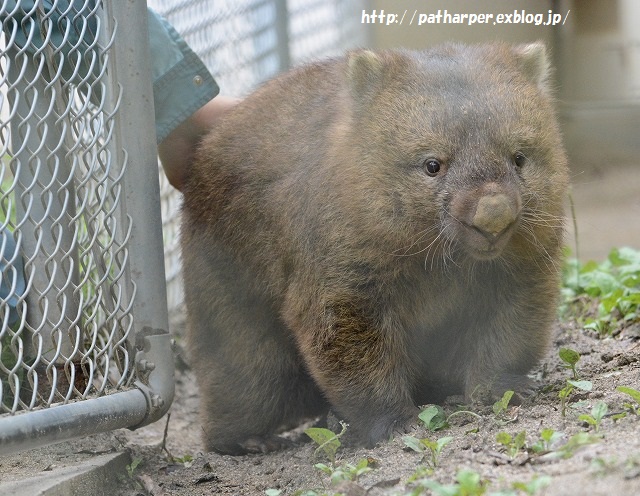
[559,348,580,366]
[492,390,514,415]
[513,430,527,450]
[305,427,341,462]
[436,436,454,451]
[512,475,552,494]
[126,457,142,478]
[265,490,282,496]
[540,428,555,443]
[617,386,640,404]
[592,400,608,421]
[557,432,600,458]
[313,462,332,475]
[578,414,596,426]
[559,384,574,399]
[567,379,593,391]
[402,435,426,453]
[496,432,512,445]
[456,469,485,494]
[418,405,448,431]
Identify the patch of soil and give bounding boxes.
[117,320,640,495]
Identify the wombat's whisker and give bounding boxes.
[391,226,440,257]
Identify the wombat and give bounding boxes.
[181,42,569,455]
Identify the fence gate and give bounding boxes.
[0,0,366,456]
[0,1,173,455]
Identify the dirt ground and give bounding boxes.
[1,165,638,496]
[112,320,640,496]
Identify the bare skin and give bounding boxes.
[158,95,239,190]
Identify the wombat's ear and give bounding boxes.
[513,42,551,93]
[347,50,386,97]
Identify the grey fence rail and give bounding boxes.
[0,0,365,455]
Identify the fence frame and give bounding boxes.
[0,0,174,456]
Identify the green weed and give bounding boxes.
[418,405,449,431]
[495,430,526,458]
[507,475,552,495]
[540,431,600,460]
[305,423,347,465]
[403,469,487,496]
[314,457,373,485]
[402,435,453,467]
[557,347,592,416]
[562,247,640,336]
[492,390,514,417]
[530,428,563,454]
[126,457,142,478]
[578,400,608,432]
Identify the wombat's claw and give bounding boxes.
[240,435,293,454]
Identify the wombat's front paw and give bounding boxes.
[467,373,540,405]
[208,435,293,455]
[361,407,420,447]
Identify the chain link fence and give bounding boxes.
[0,0,365,454]
[0,1,172,454]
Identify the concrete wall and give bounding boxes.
[556,0,640,172]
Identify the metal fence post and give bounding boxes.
[102,0,174,424]
[275,0,291,72]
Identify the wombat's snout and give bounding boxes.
[472,194,518,240]
[450,183,522,259]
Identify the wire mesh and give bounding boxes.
[148,0,367,321]
[0,0,366,421]
[0,1,136,415]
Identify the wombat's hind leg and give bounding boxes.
[195,325,327,455]
[185,247,327,455]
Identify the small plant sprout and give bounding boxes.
[530,428,564,454]
[557,347,592,416]
[402,435,453,467]
[126,457,142,478]
[511,475,552,495]
[305,422,347,465]
[314,457,373,485]
[559,347,581,380]
[305,423,376,489]
[408,469,487,496]
[617,385,640,415]
[492,390,514,417]
[559,379,593,417]
[562,247,640,336]
[578,400,608,432]
[540,432,600,461]
[418,405,449,431]
[495,430,526,458]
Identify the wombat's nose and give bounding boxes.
[472,194,517,238]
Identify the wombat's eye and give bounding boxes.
[513,152,527,167]
[423,159,441,176]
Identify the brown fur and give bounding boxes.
[181,42,569,454]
